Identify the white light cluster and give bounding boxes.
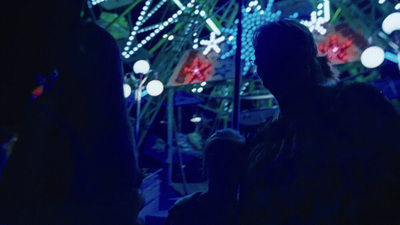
[300,0,330,35]
[191,87,204,93]
[191,82,207,93]
[184,15,198,37]
[240,81,249,95]
[193,36,199,49]
[172,0,186,10]
[122,0,198,59]
[141,0,169,25]
[190,4,202,49]
[91,0,106,6]
[122,0,168,58]
[137,24,159,34]
[122,0,154,56]
[200,32,226,55]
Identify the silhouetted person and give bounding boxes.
[0,1,143,224]
[241,19,400,225]
[165,129,246,225]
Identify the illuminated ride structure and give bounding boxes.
[85,0,399,197]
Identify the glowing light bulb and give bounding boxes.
[361,46,385,68]
[147,80,164,96]
[133,60,150,74]
[123,84,132,98]
[382,12,400,35]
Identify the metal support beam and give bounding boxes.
[232,0,242,130]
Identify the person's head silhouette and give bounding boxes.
[204,129,246,189]
[253,19,334,100]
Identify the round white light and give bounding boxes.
[133,60,150,74]
[382,12,400,35]
[190,117,202,123]
[360,46,385,68]
[146,80,164,96]
[123,84,132,98]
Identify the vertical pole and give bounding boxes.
[167,88,174,187]
[176,107,188,194]
[135,74,143,151]
[232,0,242,130]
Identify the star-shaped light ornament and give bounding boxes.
[182,57,214,83]
[200,32,226,55]
[318,34,355,64]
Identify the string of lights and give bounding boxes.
[122,0,198,59]
[220,0,298,75]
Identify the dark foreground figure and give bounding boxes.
[165,129,246,225]
[0,1,143,224]
[241,20,400,225]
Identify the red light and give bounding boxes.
[181,57,214,84]
[318,34,354,64]
[31,85,44,100]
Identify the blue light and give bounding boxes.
[142,89,149,98]
[220,1,299,75]
[385,52,399,64]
